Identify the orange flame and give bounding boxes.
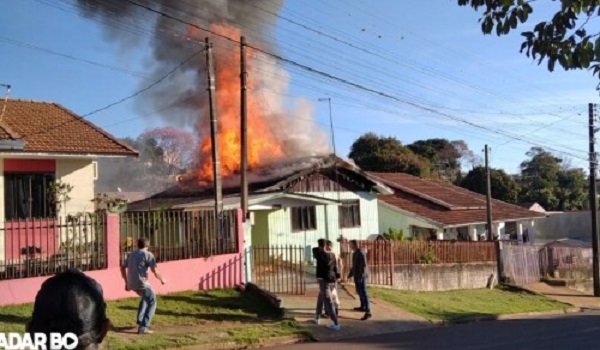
[197,24,284,183]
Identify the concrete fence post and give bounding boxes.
[236,209,250,284]
[105,214,121,269]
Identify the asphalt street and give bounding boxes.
[272,311,600,350]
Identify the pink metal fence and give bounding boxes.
[1,215,107,280]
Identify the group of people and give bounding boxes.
[25,237,373,346]
[312,238,372,331]
[26,237,164,349]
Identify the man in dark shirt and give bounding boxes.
[313,239,340,330]
[348,239,372,320]
[27,269,111,350]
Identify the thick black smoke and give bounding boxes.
[78,0,329,176]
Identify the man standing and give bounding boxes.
[313,239,340,330]
[121,237,166,334]
[348,240,372,321]
[312,238,326,319]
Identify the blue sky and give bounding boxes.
[1,0,598,174]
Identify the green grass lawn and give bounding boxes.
[370,286,571,322]
[0,289,310,350]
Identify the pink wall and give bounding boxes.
[4,220,58,260]
[0,211,246,306]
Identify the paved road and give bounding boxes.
[272,311,600,350]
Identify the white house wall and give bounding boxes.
[378,202,439,238]
[267,191,379,258]
[56,159,95,216]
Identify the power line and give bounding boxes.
[19,47,204,137]
[63,0,592,162]
[22,0,592,161]
[40,0,587,135]
[0,35,152,80]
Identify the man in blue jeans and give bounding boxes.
[348,239,372,321]
[121,238,166,334]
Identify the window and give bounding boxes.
[291,206,317,232]
[339,200,361,228]
[5,173,55,220]
[92,161,98,180]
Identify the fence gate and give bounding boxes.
[500,244,541,286]
[250,245,306,295]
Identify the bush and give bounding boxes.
[383,227,405,241]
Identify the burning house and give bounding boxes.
[128,155,393,257]
[78,2,390,260]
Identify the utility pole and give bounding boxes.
[588,103,600,296]
[240,36,249,222]
[318,97,339,242]
[484,145,493,241]
[205,38,222,242]
[318,97,337,156]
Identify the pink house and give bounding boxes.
[0,99,245,306]
[0,99,137,277]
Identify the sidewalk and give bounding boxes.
[523,282,600,310]
[279,282,431,342]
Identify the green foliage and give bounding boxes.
[557,168,588,211]
[348,133,431,176]
[0,289,308,350]
[92,193,128,213]
[371,286,570,322]
[47,179,73,215]
[96,132,183,194]
[407,138,463,180]
[459,166,521,203]
[383,227,405,241]
[518,147,588,211]
[418,250,436,264]
[458,0,600,79]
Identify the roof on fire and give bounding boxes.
[127,155,393,211]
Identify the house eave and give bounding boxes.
[173,192,342,211]
[441,216,546,229]
[0,151,134,159]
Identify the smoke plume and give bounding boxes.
[77,0,329,182]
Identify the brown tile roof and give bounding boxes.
[0,99,138,156]
[368,172,545,227]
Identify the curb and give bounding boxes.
[176,335,313,350]
[431,307,581,326]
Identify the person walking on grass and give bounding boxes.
[314,239,341,330]
[348,239,372,321]
[121,237,166,335]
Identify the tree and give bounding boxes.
[517,147,588,211]
[451,140,482,170]
[458,0,600,78]
[519,147,563,210]
[348,133,431,176]
[557,168,589,210]
[460,166,521,203]
[407,138,474,181]
[95,135,174,195]
[139,127,198,172]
